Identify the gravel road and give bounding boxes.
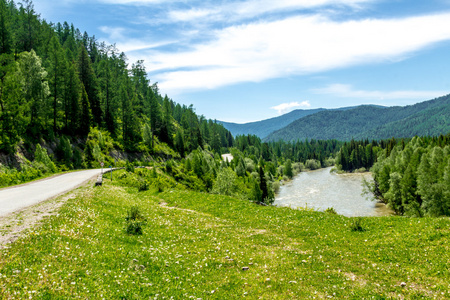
[0,169,102,217]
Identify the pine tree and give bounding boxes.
[259,166,268,203]
[79,85,92,135]
[0,0,13,55]
[285,159,293,179]
[78,46,102,126]
[47,36,66,133]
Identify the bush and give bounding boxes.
[325,207,337,214]
[305,159,321,170]
[126,220,143,235]
[138,179,149,192]
[125,206,146,235]
[350,217,365,232]
[126,206,144,222]
[271,181,281,194]
[165,160,173,174]
[125,162,135,173]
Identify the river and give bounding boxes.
[274,167,393,217]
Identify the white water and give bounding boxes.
[274,167,393,217]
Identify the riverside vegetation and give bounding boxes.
[1,167,450,299]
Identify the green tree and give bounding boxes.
[211,167,238,196]
[148,86,162,148]
[0,54,24,152]
[0,0,13,55]
[259,166,269,203]
[17,50,50,137]
[64,62,81,134]
[285,159,293,179]
[78,46,101,126]
[47,36,66,133]
[79,85,92,135]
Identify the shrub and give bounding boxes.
[126,220,143,235]
[34,144,57,173]
[325,207,337,214]
[125,206,146,235]
[138,179,149,192]
[126,206,144,222]
[271,181,281,194]
[125,162,135,173]
[305,159,321,170]
[350,217,365,232]
[165,160,173,174]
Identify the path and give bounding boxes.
[0,169,102,217]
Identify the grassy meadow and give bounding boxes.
[0,169,449,299]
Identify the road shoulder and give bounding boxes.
[0,178,95,248]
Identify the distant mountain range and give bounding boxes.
[219,107,356,138]
[220,94,450,142]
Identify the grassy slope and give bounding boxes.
[1,171,449,299]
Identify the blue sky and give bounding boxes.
[34,0,450,123]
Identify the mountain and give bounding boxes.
[264,94,450,142]
[220,107,359,138]
[219,109,326,138]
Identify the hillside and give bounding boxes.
[265,95,450,141]
[219,108,326,138]
[220,107,361,139]
[1,172,448,298]
[0,0,233,166]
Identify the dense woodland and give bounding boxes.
[265,96,450,142]
[367,134,450,216]
[0,0,232,158]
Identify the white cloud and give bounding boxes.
[312,84,448,101]
[148,12,450,94]
[99,26,126,40]
[271,101,311,114]
[98,0,169,4]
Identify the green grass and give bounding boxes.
[1,170,449,299]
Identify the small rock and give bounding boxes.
[400,282,407,287]
[242,267,249,271]
[248,263,254,265]
[289,281,297,284]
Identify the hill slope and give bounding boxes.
[265,94,450,141]
[220,107,358,138]
[1,174,448,298]
[219,108,326,138]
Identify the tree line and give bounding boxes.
[367,134,450,216]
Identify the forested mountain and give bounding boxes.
[0,0,233,163]
[220,106,358,139]
[219,108,326,138]
[265,95,450,142]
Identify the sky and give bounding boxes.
[34,0,450,123]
